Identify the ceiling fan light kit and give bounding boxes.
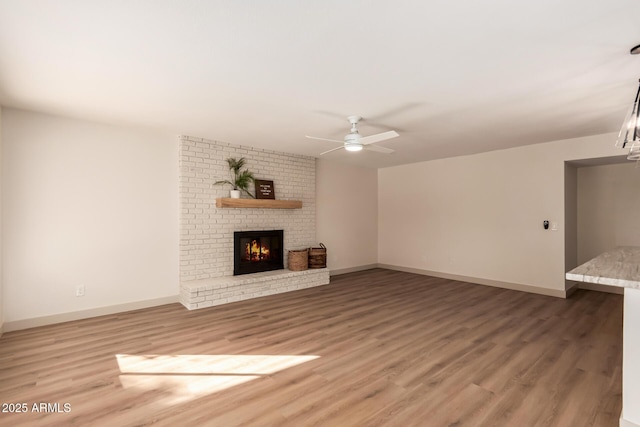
[307,115,399,156]
[345,143,363,152]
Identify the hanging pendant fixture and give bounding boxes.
[617,45,640,160]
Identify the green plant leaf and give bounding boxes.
[226,157,247,173]
[214,180,235,188]
[216,157,255,195]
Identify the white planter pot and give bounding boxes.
[230,190,241,199]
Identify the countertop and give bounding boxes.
[566,246,640,290]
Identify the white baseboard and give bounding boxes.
[565,282,579,297]
[1,265,605,332]
[579,282,624,295]
[329,264,378,276]
[3,295,179,332]
[620,415,640,427]
[377,264,568,298]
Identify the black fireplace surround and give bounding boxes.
[234,230,284,276]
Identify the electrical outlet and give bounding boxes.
[75,285,85,297]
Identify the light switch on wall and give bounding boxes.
[551,221,558,231]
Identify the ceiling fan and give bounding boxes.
[306,116,399,155]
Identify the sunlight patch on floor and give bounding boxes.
[115,354,319,404]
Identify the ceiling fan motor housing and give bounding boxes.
[307,115,397,155]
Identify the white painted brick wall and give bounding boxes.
[179,135,317,281]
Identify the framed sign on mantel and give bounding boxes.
[255,179,275,199]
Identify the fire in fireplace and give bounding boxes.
[245,239,271,261]
[234,230,284,275]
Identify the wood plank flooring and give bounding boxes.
[0,269,623,426]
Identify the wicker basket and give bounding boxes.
[288,249,309,271]
[308,243,327,269]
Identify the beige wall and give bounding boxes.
[316,159,378,273]
[577,162,640,265]
[378,133,624,293]
[0,107,630,326]
[564,163,578,275]
[2,109,179,325]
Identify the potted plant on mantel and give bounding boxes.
[215,157,255,199]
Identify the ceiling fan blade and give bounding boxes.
[306,135,344,144]
[312,110,350,121]
[319,146,346,155]
[359,130,399,145]
[367,102,422,123]
[365,144,395,154]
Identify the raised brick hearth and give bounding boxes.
[180,268,330,310]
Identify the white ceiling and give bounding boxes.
[1,1,639,168]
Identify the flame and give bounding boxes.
[245,240,270,261]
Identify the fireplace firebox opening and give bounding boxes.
[234,230,284,275]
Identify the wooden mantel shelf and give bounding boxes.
[216,198,302,209]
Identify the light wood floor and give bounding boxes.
[0,269,623,427]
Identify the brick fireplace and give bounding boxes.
[178,136,329,310]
